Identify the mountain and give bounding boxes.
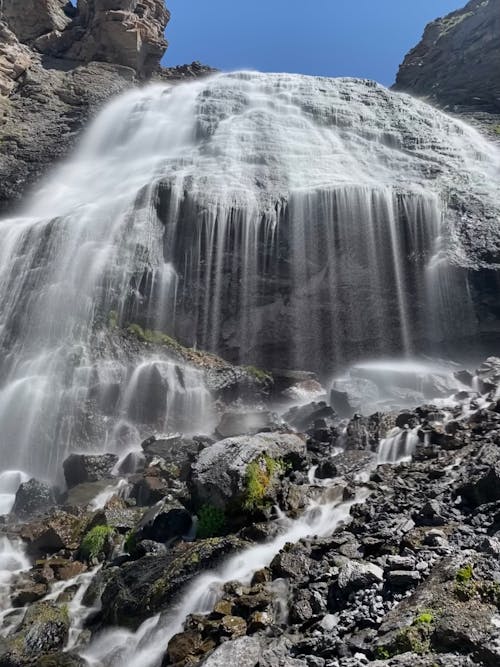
[394,0,500,116]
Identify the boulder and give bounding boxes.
[190,432,306,512]
[131,498,193,544]
[99,536,247,628]
[337,559,384,591]
[0,601,70,664]
[20,510,88,556]
[283,402,335,432]
[63,453,118,489]
[215,410,278,438]
[11,478,56,516]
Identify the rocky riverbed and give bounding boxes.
[1,356,500,666]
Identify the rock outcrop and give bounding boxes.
[0,1,214,213]
[394,0,500,114]
[2,0,169,77]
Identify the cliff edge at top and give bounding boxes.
[394,0,500,114]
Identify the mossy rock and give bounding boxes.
[0,601,70,664]
[99,536,247,628]
[79,524,115,562]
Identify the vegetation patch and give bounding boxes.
[243,455,285,511]
[80,525,114,561]
[196,505,226,539]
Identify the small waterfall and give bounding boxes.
[0,72,497,479]
[377,427,419,463]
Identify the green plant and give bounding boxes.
[414,611,434,625]
[124,529,137,554]
[374,647,391,660]
[243,455,284,511]
[456,564,473,582]
[494,125,500,135]
[196,505,226,539]
[80,525,114,561]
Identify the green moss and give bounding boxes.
[243,365,272,382]
[127,323,182,351]
[196,505,226,539]
[456,563,473,582]
[243,455,284,511]
[414,611,434,625]
[493,125,500,135]
[124,530,136,554]
[80,525,114,561]
[374,647,391,660]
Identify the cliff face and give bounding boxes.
[0,1,214,213]
[2,0,169,78]
[394,0,500,114]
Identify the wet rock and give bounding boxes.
[63,453,118,489]
[140,434,200,479]
[216,410,279,438]
[11,478,56,517]
[129,467,171,506]
[20,510,88,556]
[329,388,355,419]
[100,536,247,628]
[63,479,116,508]
[0,601,69,664]
[190,432,306,512]
[132,498,192,544]
[283,402,336,432]
[270,545,312,580]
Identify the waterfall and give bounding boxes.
[0,71,498,480]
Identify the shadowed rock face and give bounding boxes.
[394,0,500,114]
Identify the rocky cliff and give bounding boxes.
[394,0,500,114]
[0,1,213,213]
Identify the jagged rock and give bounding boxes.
[63,453,118,488]
[2,0,72,43]
[190,432,306,512]
[394,0,500,114]
[11,478,56,516]
[0,22,33,96]
[20,510,88,555]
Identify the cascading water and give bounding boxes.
[0,71,498,482]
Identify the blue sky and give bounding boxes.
[163,0,465,86]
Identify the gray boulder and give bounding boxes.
[190,432,306,511]
[63,453,118,489]
[11,478,56,516]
